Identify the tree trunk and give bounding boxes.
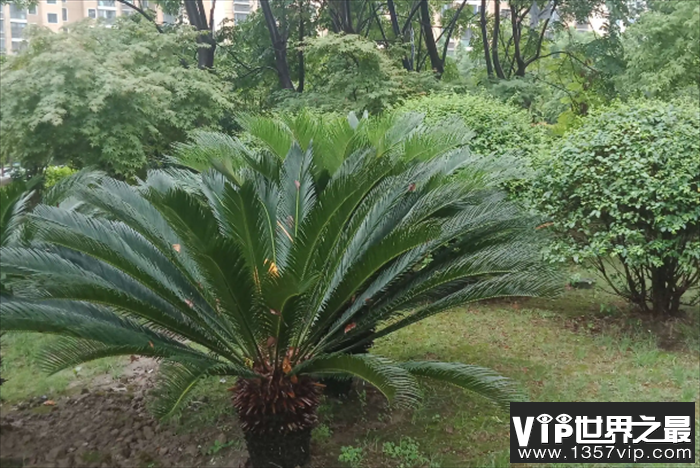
[650,263,682,317]
[259,0,295,90]
[492,0,505,79]
[183,0,216,69]
[297,0,305,92]
[479,0,493,78]
[510,3,527,77]
[387,0,412,71]
[419,0,444,76]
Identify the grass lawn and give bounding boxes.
[1,285,698,468]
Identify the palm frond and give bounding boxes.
[150,359,256,420]
[293,353,420,408]
[400,361,526,410]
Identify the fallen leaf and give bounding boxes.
[43,400,56,406]
[130,355,140,363]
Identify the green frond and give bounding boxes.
[150,359,256,420]
[400,361,526,410]
[293,354,421,408]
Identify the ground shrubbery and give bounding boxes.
[534,99,700,317]
[396,93,550,160]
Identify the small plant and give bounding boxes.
[311,424,333,443]
[339,445,364,468]
[202,439,235,456]
[382,437,429,468]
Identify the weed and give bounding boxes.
[338,445,364,468]
[382,437,430,468]
[312,424,332,443]
[202,439,235,456]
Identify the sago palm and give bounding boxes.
[0,131,556,467]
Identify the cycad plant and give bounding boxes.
[0,127,556,467]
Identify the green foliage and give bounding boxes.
[618,1,700,99]
[534,100,700,316]
[276,34,439,114]
[397,93,550,160]
[339,445,364,468]
[0,116,558,430]
[0,19,230,178]
[382,437,430,468]
[43,166,77,189]
[311,423,332,443]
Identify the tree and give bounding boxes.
[1,119,557,467]
[618,1,700,99]
[475,0,627,80]
[274,34,439,114]
[0,20,229,179]
[534,100,700,317]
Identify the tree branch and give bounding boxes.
[116,0,163,33]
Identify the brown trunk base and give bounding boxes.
[244,428,312,468]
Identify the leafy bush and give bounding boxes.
[534,100,700,317]
[43,166,77,189]
[396,92,550,160]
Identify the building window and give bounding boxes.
[234,13,248,24]
[234,4,250,12]
[47,0,57,4]
[11,41,27,53]
[62,8,67,21]
[576,21,589,31]
[10,21,26,39]
[162,12,176,24]
[500,8,511,19]
[98,0,116,7]
[47,13,58,23]
[88,9,96,18]
[9,4,27,20]
[28,5,37,15]
[98,9,117,24]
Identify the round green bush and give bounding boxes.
[43,165,76,188]
[396,92,550,159]
[535,99,700,316]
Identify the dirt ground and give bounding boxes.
[0,358,250,468]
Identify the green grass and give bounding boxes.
[1,285,698,467]
[0,333,126,403]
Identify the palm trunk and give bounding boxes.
[234,372,321,468]
[244,429,313,468]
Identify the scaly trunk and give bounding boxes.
[233,372,321,467]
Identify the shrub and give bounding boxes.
[43,166,77,189]
[396,92,550,160]
[534,100,700,317]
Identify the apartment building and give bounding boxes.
[0,0,257,55]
